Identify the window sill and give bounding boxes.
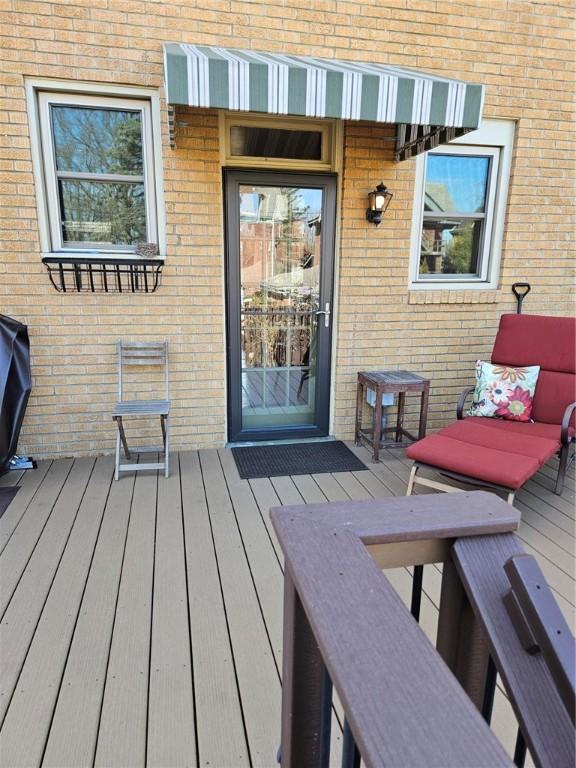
[42,255,164,293]
[41,252,165,263]
[407,289,498,305]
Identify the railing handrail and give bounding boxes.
[271,491,574,768]
[272,492,519,768]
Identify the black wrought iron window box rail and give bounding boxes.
[42,256,163,294]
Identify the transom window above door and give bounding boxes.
[222,114,337,171]
[29,87,165,258]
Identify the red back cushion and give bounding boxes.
[492,314,575,373]
[531,371,576,425]
[491,314,576,424]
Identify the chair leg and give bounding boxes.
[163,416,169,479]
[555,443,569,496]
[116,416,131,460]
[115,428,120,481]
[406,464,418,496]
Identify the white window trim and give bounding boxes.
[26,79,166,261]
[409,118,515,290]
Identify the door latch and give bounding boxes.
[315,302,331,328]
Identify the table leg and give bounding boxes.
[418,383,430,439]
[373,389,382,462]
[395,392,405,443]
[354,381,364,446]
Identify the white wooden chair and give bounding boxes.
[112,341,170,480]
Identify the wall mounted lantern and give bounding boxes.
[366,182,393,226]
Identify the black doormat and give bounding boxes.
[0,486,19,519]
[232,441,367,480]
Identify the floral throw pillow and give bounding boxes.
[467,361,540,422]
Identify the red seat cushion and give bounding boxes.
[440,420,559,462]
[406,435,540,490]
[406,417,561,490]
[463,416,572,442]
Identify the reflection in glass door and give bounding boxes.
[225,171,336,442]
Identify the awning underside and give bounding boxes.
[163,43,484,160]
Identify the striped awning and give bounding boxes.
[163,44,484,160]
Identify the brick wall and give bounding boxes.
[1,0,574,457]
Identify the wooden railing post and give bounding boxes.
[436,555,491,712]
[280,570,331,768]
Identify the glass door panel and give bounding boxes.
[240,184,322,429]
[226,172,335,441]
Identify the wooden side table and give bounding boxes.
[355,370,430,462]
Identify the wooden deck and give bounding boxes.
[0,444,573,767]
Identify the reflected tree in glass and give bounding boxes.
[51,106,147,245]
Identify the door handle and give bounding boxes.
[315,302,331,328]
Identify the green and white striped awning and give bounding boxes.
[163,44,485,160]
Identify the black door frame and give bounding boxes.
[224,169,337,443]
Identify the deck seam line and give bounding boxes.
[198,451,253,768]
[144,456,160,768]
[0,459,75,620]
[91,464,138,768]
[0,461,53,556]
[217,450,283,684]
[178,452,201,768]
[246,478,284,572]
[515,502,575,554]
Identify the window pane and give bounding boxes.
[51,106,143,175]
[419,218,484,276]
[230,126,322,160]
[59,180,146,245]
[425,155,490,213]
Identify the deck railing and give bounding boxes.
[271,491,575,768]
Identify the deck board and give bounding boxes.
[0,457,111,767]
[0,446,572,768]
[0,470,24,487]
[0,460,51,551]
[147,455,197,768]
[95,465,158,767]
[180,451,250,768]
[200,449,281,767]
[0,458,73,609]
[311,472,349,501]
[43,467,136,768]
[219,449,285,669]
[247,476,285,562]
[0,458,93,725]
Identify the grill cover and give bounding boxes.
[0,315,32,474]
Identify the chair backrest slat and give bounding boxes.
[117,340,169,401]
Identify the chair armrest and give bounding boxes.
[457,386,476,420]
[561,402,576,445]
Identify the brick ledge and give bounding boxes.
[408,290,498,305]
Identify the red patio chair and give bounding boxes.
[405,313,576,505]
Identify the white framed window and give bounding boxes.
[26,81,165,259]
[409,119,515,290]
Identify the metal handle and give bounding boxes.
[512,282,531,314]
[315,302,331,328]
